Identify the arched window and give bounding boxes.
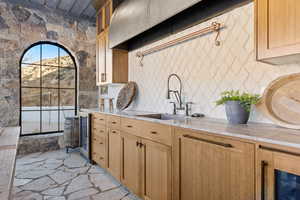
[20,42,77,136]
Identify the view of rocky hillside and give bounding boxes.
[22,56,76,108]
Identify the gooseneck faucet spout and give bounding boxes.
[167,74,183,109]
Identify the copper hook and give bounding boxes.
[212,22,221,46]
[136,52,144,67]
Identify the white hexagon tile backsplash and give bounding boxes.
[108,2,300,124]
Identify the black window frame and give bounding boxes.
[19,41,78,136]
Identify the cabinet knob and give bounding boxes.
[112,121,117,124]
[150,131,157,135]
[127,125,133,128]
[112,131,117,134]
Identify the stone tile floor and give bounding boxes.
[13,150,141,200]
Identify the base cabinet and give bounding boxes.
[91,117,108,168]
[120,131,172,200]
[121,132,142,196]
[257,146,300,200]
[107,129,122,181]
[173,129,255,200]
[142,139,172,200]
[91,114,262,200]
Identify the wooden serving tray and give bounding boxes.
[257,73,300,129]
[116,82,137,110]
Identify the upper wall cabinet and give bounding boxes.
[256,0,300,65]
[96,1,128,86]
[97,1,112,36]
[96,30,128,85]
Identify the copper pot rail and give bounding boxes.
[136,22,222,66]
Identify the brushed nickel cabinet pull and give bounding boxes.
[183,135,233,148]
[150,131,157,135]
[261,161,268,200]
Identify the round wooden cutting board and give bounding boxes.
[116,82,137,111]
[257,73,300,129]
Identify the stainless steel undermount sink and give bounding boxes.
[135,113,186,120]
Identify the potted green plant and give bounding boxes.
[216,90,260,124]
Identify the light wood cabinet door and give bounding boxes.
[121,132,142,196]
[96,32,106,85]
[256,0,300,64]
[104,1,112,29]
[173,129,255,200]
[107,129,122,181]
[257,146,300,200]
[104,30,113,83]
[96,9,104,35]
[96,30,128,85]
[141,139,172,200]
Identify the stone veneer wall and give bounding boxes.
[17,133,65,155]
[125,2,300,124]
[0,1,98,127]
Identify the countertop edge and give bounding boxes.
[82,109,300,150]
[0,127,20,200]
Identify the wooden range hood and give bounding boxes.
[109,0,203,48]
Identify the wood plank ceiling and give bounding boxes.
[17,0,98,20]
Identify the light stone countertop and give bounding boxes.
[81,108,300,149]
[0,127,20,200]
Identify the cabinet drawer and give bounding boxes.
[92,151,106,167]
[107,115,121,129]
[92,134,107,168]
[92,143,106,156]
[140,121,172,146]
[176,128,252,152]
[121,117,140,135]
[92,135,106,153]
[92,135,106,147]
[92,113,107,125]
[121,118,172,146]
[92,124,107,137]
